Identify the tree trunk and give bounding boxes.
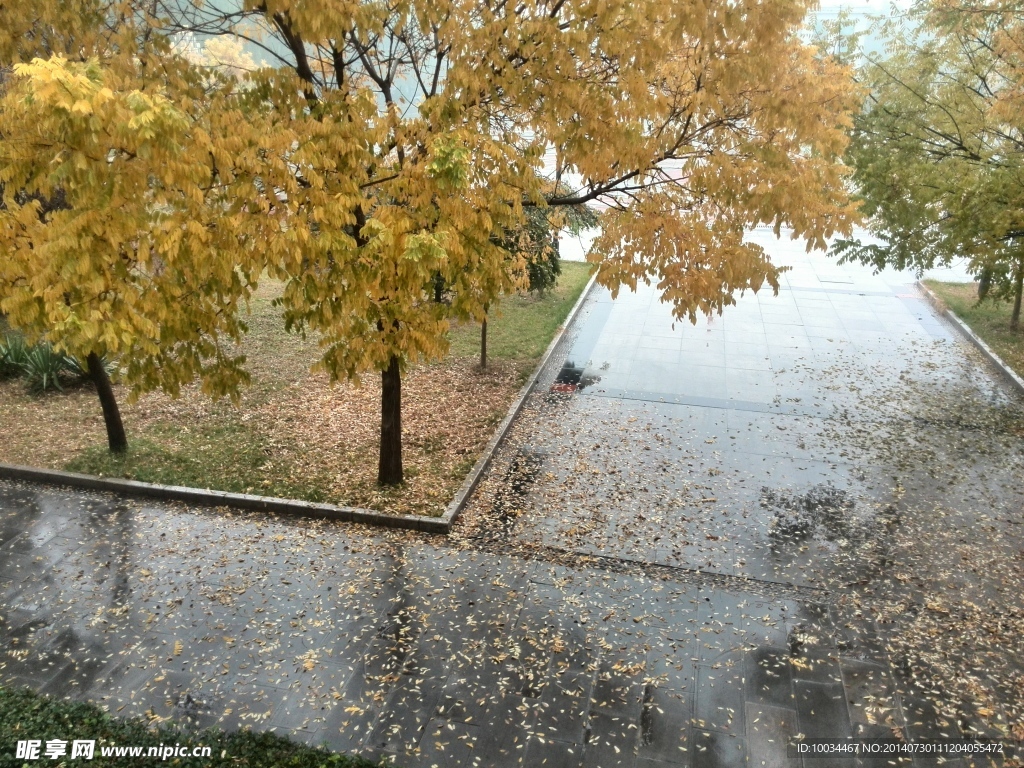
[378,354,403,485]
[479,302,490,370]
[978,267,993,302]
[1012,259,1024,331]
[480,316,488,370]
[87,352,127,453]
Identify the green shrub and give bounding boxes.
[4,342,109,394]
[0,334,30,378]
[61,354,90,379]
[21,344,75,393]
[63,353,117,381]
[0,686,384,768]
[526,247,561,296]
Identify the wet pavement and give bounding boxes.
[497,229,996,587]
[2,228,1023,765]
[459,229,1024,755]
[0,480,868,768]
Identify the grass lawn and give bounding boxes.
[0,262,593,516]
[923,280,1024,379]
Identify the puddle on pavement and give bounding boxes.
[549,288,613,394]
[552,359,602,392]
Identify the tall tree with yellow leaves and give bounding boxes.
[159,0,860,485]
[2,0,859,484]
[0,15,308,451]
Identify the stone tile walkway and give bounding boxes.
[0,481,865,767]
[459,229,1024,755]
[2,228,1022,766]
[486,230,980,586]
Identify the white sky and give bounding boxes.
[810,0,912,17]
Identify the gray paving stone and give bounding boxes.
[585,711,640,768]
[899,696,963,743]
[692,729,747,768]
[522,736,585,768]
[745,702,802,768]
[636,682,693,764]
[789,651,844,687]
[794,681,852,740]
[365,670,447,753]
[838,659,899,728]
[410,720,488,767]
[591,651,646,718]
[635,758,688,768]
[746,647,796,708]
[694,664,745,734]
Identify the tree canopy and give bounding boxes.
[1,0,860,484]
[834,0,1024,327]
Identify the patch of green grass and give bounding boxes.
[238,285,321,395]
[447,261,594,361]
[66,430,326,503]
[924,280,1024,379]
[450,455,478,481]
[0,686,382,768]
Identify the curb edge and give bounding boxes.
[438,267,600,529]
[916,279,1024,396]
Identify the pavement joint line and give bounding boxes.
[575,389,1022,434]
[916,279,1024,397]
[465,536,831,602]
[578,388,829,418]
[555,546,832,601]
[0,268,601,536]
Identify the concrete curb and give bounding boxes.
[0,462,448,533]
[0,269,601,534]
[916,279,1024,396]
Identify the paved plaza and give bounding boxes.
[2,229,1022,766]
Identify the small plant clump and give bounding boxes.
[0,333,109,394]
[0,333,30,378]
[22,343,77,393]
[0,686,382,768]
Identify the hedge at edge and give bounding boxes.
[0,687,385,768]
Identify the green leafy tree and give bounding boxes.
[474,197,597,370]
[522,196,598,296]
[834,0,1024,328]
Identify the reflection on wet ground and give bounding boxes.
[1,481,869,767]
[460,233,1024,756]
[2,232,1022,765]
